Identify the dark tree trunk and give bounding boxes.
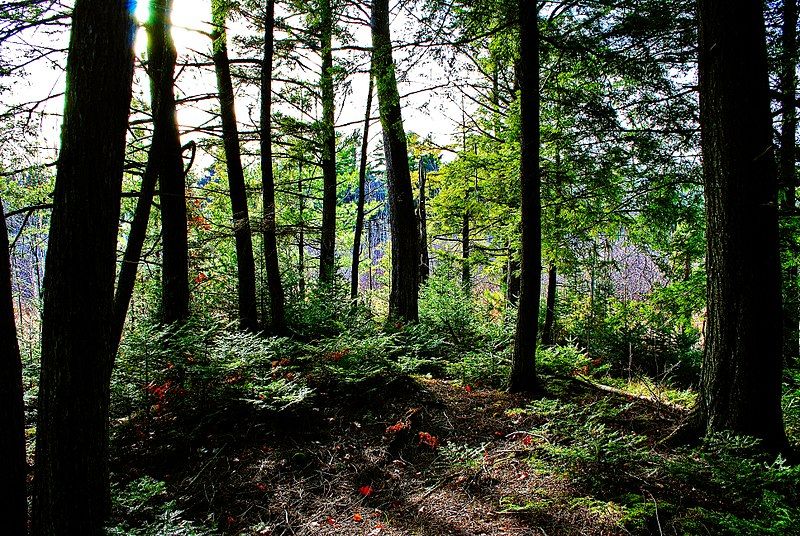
[212,0,259,332]
[697,0,787,450]
[371,0,419,322]
[510,0,540,393]
[298,161,306,296]
[31,1,135,533]
[351,75,374,301]
[150,0,189,325]
[319,0,337,285]
[112,143,159,346]
[417,158,430,284]
[780,0,798,366]
[461,209,470,289]
[0,202,26,536]
[541,263,557,346]
[261,0,286,334]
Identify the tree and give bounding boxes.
[261,0,287,334]
[509,0,540,393]
[0,201,26,536]
[150,0,190,325]
[697,0,787,450]
[212,0,259,331]
[371,0,419,322]
[351,75,374,301]
[31,0,135,532]
[318,0,337,285]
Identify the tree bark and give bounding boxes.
[417,158,430,284]
[697,0,787,450]
[150,0,189,325]
[780,0,798,366]
[351,75,374,301]
[31,1,135,533]
[212,0,259,332]
[461,208,470,289]
[510,0,540,394]
[541,263,557,346]
[371,0,419,322]
[0,202,27,536]
[261,0,286,334]
[318,0,337,285]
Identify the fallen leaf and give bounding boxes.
[353,513,364,522]
[358,485,374,497]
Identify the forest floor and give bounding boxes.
[104,363,789,536]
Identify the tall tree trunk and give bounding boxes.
[541,263,557,346]
[461,209,470,289]
[150,0,189,325]
[780,0,798,366]
[298,161,306,296]
[509,0,540,393]
[112,143,160,345]
[31,1,135,533]
[318,0,337,285]
[261,0,286,334]
[351,75,374,301]
[212,0,259,332]
[371,0,419,322]
[0,202,26,536]
[417,158,430,284]
[697,0,787,450]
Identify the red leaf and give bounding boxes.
[464,385,473,393]
[358,485,374,497]
[417,432,440,449]
[353,513,364,522]
[325,516,336,525]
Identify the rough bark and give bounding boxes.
[0,202,26,535]
[150,0,189,325]
[417,158,430,284]
[371,0,419,322]
[319,0,337,285]
[351,75,374,301]
[697,0,787,450]
[212,0,259,332]
[509,0,540,393]
[780,0,798,366]
[261,0,286,334]
[541,263,557,346]
[31,1,135,533]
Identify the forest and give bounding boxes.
[1,0,800,534]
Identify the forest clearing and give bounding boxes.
[1,0,800,534]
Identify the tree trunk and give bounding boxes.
[780,0,798,366]
[212,0,259,332]
[351,75,374,301]
[298,161,306,296]
[510,0,540,394]
[541,263,557,346]
[0,202,27,536]
[371,0,419,323]
[697,0,787,450]
[461,209,470,289]
[318,0,337,285]
[112,142,160,346]
[150,0,189,325]
[418,158,430,284]
[31,1,135,533]
[261,0,286,334]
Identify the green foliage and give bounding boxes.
[107,476,211,535]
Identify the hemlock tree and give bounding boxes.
[509,0,540,393]
[212,0,259,331]
[318,0,337,285]
[150,0,190,325]
[261,0,287,333]
[371,0,420,322]
[0,201,26,535]
[351,75,374,301]
[697,0,788,449]
[31,0,135,533]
